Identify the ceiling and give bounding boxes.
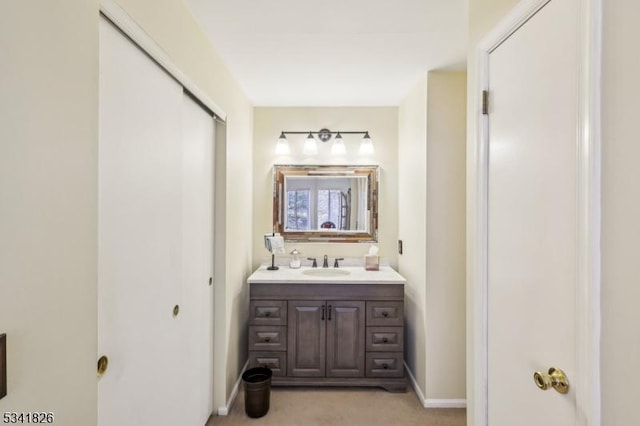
[183,0,468,106]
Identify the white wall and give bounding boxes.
[398,73,467,402]
[0,1,98,424]
[110,0,254,410]
[252,107,398,268]
[601,1,640,424]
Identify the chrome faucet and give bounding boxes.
[322,255,329,268]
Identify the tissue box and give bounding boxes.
[364,255,380,271]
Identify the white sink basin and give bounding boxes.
[301,268,351,277]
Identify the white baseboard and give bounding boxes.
[404,361,428,406]
[404,361,467,409]
[217,360,249,416]
[425,399,467,408]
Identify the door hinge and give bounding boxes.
[482,90,489,115]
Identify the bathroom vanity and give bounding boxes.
[247,266,406,392]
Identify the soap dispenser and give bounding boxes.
[289,249,301,269]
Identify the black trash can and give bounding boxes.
[242,367,272,418]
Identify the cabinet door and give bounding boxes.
[326,301,365,377]
[288,301,326,377]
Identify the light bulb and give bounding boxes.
[359,132,374,155]
[303,132,318,155]
[275,132,290,155]
[332,133,346,155]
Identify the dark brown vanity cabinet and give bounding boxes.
[248,282,406,392]
[288,300,365,378]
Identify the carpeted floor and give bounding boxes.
[207,387,466,426]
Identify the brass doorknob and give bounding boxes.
[533,367,569,394]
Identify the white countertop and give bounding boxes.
[247,265,406,284]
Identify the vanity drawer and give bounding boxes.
[249,300,287,325]
[366,327,404,352]
[366,352,404,378]
[248,326,287,351]
[249,351,287,377]
[366,301,403,326]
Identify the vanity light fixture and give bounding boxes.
[275,128,374,156]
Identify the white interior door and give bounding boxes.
[487,0,579,424]
[98,16,214,426]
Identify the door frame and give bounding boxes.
[470,0,602,425]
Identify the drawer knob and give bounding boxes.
[264,311,271,317]
[382,363,389,369]
[382,311,389,317]
[264,337,271,343]
[382,337,388,343]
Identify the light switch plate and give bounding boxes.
[0,333,6,399]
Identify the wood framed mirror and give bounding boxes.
[273,165,378,242]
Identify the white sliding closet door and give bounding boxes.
[98,16,214,426]
[180,92,215,425]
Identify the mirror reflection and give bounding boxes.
[273,165,378,242]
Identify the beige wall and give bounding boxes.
[111,0,254,411]
[425,71,467,399]
[601,1,640,424]
[252,107,398,268]
[398,73,466,401]
[398,76,429,393]
[0,1,98,425]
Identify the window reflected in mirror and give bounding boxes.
[273,165,378,242]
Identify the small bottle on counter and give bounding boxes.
[289,249,301,269]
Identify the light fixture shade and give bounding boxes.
[275,132,290,155]
[303,132,318,155]
[359,132,374,155]
[331,133,346,155]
